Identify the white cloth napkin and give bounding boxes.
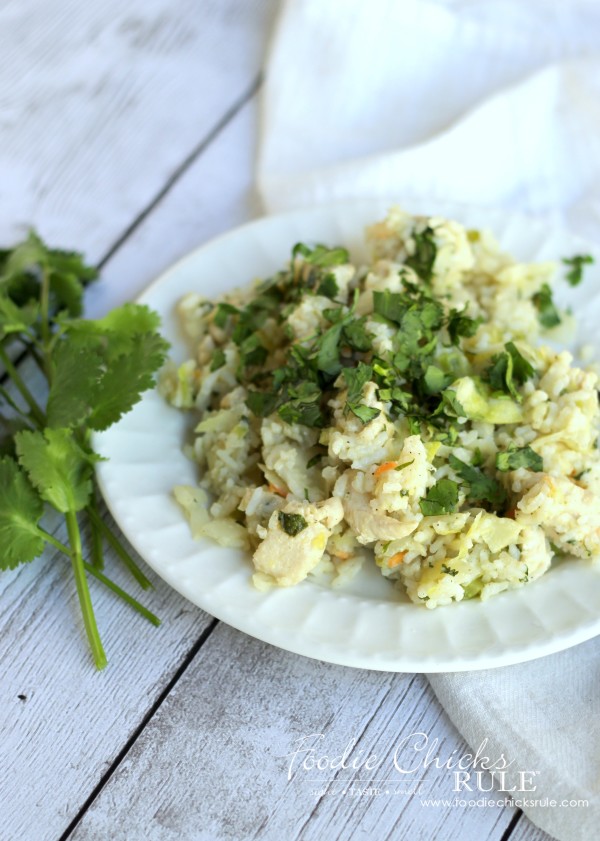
[257,2,600,838]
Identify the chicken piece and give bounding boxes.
[252,498,344,586]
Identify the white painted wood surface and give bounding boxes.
[0,2,557,840]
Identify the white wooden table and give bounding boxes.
[0,3,557,839]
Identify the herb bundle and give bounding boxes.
[0,232,169,668]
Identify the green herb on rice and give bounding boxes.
[419,479,459,516]
[495,445,543,472]
[563,254,594,287]
[278,511,308,536]
[532,283,561,328]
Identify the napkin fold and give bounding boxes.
[257,1,600,838]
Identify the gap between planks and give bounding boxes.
[5,78,262,835]
[57,618,219,841]
[0,74,261,386]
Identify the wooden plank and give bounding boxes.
[69,622,518,841]
[510,815,559,841]
[0,4,280,840]
[0,0,275,262]
[84,88,264,318]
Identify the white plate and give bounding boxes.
[95,198,600,672]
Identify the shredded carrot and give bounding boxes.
[374,461,397,477]
[333,551,352,561]
[268,483,287,497]
[388,551,407,568]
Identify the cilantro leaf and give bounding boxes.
[343,317,372,352]
[46,338,104,428]
[343,362,373,404]
[278,382,324,428]
[87,331,169,431]
[292,243,349,267]
[532,283,561,328]
[372,290,407,324]
[316,274,339,298]
[347,404,381,424]
[486,341,535,400]
[238,332,267,369]
[213,302,239,329]
[0,457,45,569]
[563,254,594,287]
[439,388,466,419]
[495,446,543,472]
[405,226,437,282]
[315,320,345,377]
[246,390,279,417]
[278,511,308,536]
[15,429,99,513]
[449,454,507,508]
[0,294,39,338]
[423,365,450,395]
[419,479,459,516]
[447,308,483,345]
[210,348,226,372]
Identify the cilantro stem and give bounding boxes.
[88,487,105,570]
[40,268,53,382]
[87,505,153,590]
[0,346,46,427]
[39,528,160,626]
[84,564,161,626]
[65,510,107,670]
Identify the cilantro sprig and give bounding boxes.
[0,231,167,668]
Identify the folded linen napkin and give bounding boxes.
[257,2,600,838]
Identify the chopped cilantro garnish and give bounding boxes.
[372,290,407,324]
[395,459,415,471]
[238,332,267,369]
[405,226,437,282]
[292,243,349,267]
[532,283,561,328]
[486,341,535,400]
[419,479,459,516]
[347,404,381,424]
[278,511,308,536]
[278,382,324,428]
[439,388,466,419]
[447,308,483,345]
[213,302,238,329]
[210,348,226,372]
[343,317,372,352]
[563,254,594,287]
[495,445,543,472]
[342,363,381,425]
[423,365,451,395]
[246,390,279,417]
[442,564,458,577]
[343,362,372,404]
[316,273,339,298]
[449,454,507,508]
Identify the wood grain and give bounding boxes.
[0,0,276,261]
[0,2,278,839]
[68,622,519,841]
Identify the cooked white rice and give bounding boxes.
[160,207,600,608]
